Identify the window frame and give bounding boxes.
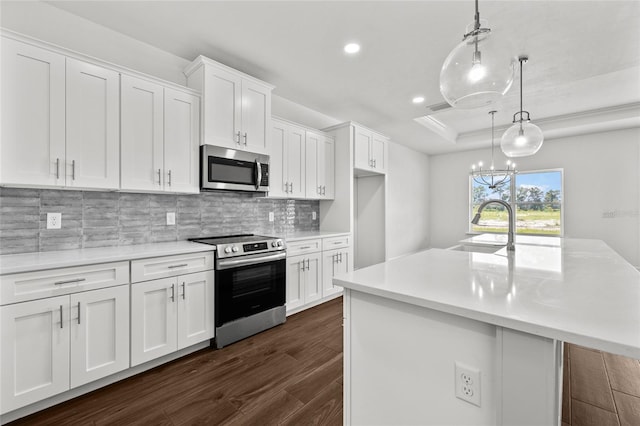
[468,168,565,237]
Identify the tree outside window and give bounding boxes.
[470,170,563,236]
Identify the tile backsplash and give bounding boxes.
[0,188,319,255]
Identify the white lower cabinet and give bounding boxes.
[130,270,214,366]
[0,285,130,414]
[286,253,322,312]
[286,235,350,314]
[323,248,350,297]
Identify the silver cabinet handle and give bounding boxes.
[77,301,81,324]
[167,263,188,269]
[322,186,326,195]
[288,182,293,193]
[168,170,172,187]
[56,158,60,179]
[170,283,175,302]
[181,282,186,300]
[318,185,322,195]
[373,159,377,168]
[243,132,248,145]
[305,259,310,270]
[236,131,241,144]
[284,182,289,193]
[300,259,306,271]
[157,168,162,186]
[72,160,76,180]
[339,252,343,263]
[54,278,86,285]
[59,305,64,329]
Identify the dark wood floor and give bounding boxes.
[9,297,343,426]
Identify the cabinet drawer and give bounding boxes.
[0,262,130,305]
[322,235,351,251]
[131,252,214,283]
[286,239,322,256]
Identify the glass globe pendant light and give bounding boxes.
[439,0,516,109]
[501,56,544,157]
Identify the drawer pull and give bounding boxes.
[299,246,311,250]
[54,278,86,285]
[77,301,81,324]
[333,241,342,245]
[59,305,63,329]
[167,264,189,269]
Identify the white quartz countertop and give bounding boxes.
[0,241,215,275]
[284,231,350,242]
[334,237,640,358]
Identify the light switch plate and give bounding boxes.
[47,213,62,229]
[166,212,176,225]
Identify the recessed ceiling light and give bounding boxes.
[344,43,360,54]
[412,96,425,104]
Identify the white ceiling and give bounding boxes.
[46,0,640,155]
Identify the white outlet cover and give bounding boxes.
[312,211,317,220]
[46,212,62,229]
[166,212,176,226]
[455,362,481,407]
[269,212,274,222]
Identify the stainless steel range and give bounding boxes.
[190,234,286,348]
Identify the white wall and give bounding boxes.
[429,127,640,267]
[387,143,430,259]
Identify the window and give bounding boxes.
[470,169,563,236]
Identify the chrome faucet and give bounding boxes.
[471,199,515,251]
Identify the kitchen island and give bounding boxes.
[334,236,640,425]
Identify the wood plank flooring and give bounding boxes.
[8,297,343,426]
[562,343,640,426]
[8,297,640,426]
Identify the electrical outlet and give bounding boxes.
[455,362,481,407]
[46,213,62,229]
[269,212,274,222]
[312,211,317,220]
[166,212,176,226]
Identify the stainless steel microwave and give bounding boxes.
[200,145,269,192]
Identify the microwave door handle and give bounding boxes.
[255,160,262,190]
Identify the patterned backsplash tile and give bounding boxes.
[0,188,319,255]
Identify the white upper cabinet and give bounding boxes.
[185,56,273,155]
[306,130,335,200]
[354,125,388,174]
[1,38,121,190]
[164,88,200,194]
[121,76,200,193]
[270,118,305,198]
[121,75,165,192]
[66,58,120,189]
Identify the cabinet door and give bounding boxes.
[130,277,178,366]
[1,38,65,187]
[305,131,320,199]
[323,248,349,297]
[69,285,130,388]
[177,271,214,349]
[1,296,70,414]
[371,133,387,173]
[121,75,164,192]
[287,125,306,198]
[354,127,372,170]
[320,135,335,199]
[203,67,242,149]
[286,256,305,312]
[241,79,271,154]
[164,88,200,193]
[66,58,120,190]
[304,253,322,304]
[269,119,288,197]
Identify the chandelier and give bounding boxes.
[439,0,515,109]
[470,111,517,189]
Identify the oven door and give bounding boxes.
[215,251,286,327]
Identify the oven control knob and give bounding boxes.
[271,241,277,247]
[232,246,239,253]
[224,247,232,254]
[277,241,283,247]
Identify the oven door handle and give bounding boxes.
[217,251,286,270]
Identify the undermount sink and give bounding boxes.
[446,244,503,254]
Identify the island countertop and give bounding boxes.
[334,237,640,358]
